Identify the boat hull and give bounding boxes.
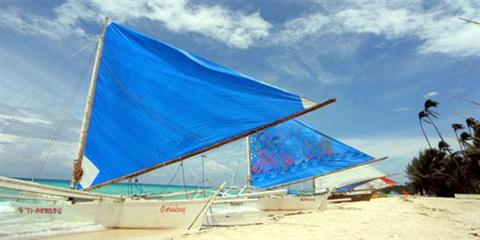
[254,193,328,211]
[13,198,210,230]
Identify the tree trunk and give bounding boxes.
[426,114,445,142]
[454,130,464,153]
[419,119,432,149]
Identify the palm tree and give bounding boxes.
[466,118,480,147]
[406,149,457,196]
[438,140,451,153]
[418,111,432,149]
[451,123,465,152]
[424,99,446,142]
[475,124,480,149]
[460,132,473,148]
[466,117,477,135]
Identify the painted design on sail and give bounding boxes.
[249,120,374,188]
[78,23,334,189]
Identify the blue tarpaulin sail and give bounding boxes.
[78,23,331,189]
[249,120,374,188]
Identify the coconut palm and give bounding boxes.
[424,99,439,116]
[438,140,451,153]
[466,117,477,135]
[466,118,480,147]
[418,111,432,149]
[460,132,473,148]
[406,149,457,196]
[424,99,446,142]
[451,123,465,152]
[475,124,480,149]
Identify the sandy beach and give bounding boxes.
[43,196,480,240]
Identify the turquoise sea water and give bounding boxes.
[0,178,213,240]
[0,178,204,195]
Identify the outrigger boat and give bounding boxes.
[314,160,394,201]
[313,161,389,193]
[332,176,396,201]
[221,119,386,211]
[0,17,335,230]
[350,176,397,192]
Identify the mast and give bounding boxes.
[312,179,316,193]
[70,17,110,189]
[246,136,252,188]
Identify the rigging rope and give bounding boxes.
[231,156,242,186]
[152,162,183,195]
[202,154,207,199]
[29,44,96,181]
[0,41,96,134]
[180,161,189,199]
[1,41,95,105]
[133,177,146,196]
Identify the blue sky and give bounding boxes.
[0,0,479,186]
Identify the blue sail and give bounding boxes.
[336,179,373,192]
[249,120,374,188]
[78,23,327,189]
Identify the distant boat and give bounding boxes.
[313,162,393,194]
[343,176,397,192]
[314,160,394,201]
[0,17,335,230]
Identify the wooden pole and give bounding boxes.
[458,17,480,26]
[246,136,252,188]
[312,178,316,193]
[71,17,110,189]
[0,176,122,201]
[85,97,337,190]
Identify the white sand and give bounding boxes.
[45,196,480,240]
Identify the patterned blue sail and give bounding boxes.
[249,120,374,188]
[78,23,330,189]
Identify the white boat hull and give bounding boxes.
[254,193,329,211]
[13,198,211,230]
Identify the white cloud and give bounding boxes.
[424,91,439,98]
[274,14,330,44]
[0,0,271,49]
[392,107,413,112]
[0,3,93,40]
[343,136,427,160]
[342,135,460,164]
[340,135,455,183]
[0,132,78,179]
[274,0,480,57]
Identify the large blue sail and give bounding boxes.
[78,23,330,189]
[249,120,374,188]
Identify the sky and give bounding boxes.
[0,0,479,187]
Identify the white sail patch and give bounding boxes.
[314,164,385,192]
[79,156,99,189]
[301,97,317,109]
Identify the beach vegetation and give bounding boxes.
[406,99,480,197]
